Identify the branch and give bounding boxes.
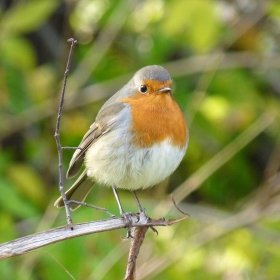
[54,38,77,225]
[124,205,189,280]
[125,226,149,280]
[0,214,188,260]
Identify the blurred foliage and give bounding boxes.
[0,0,280,279]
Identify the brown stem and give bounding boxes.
[54,38,77,225]
[125,226,149,280]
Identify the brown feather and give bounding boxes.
[66,124,102,178]
[54,170,94,210]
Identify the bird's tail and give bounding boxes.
[54,169,94,210]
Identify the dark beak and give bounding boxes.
[158,87,171,93]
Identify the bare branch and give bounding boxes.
[54,38,77,225]
[0,214,189,260]
[125,226,149,280]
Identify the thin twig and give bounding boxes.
[171,195,190,216]
[67,200,115,217]
[54,38,77,225]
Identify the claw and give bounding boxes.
[126,227,134,239]
[121,212,135,238]
[150,226,158,235]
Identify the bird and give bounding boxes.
[54,65,188,216]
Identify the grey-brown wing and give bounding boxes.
[66,101,127,178]
[66,123,102,178]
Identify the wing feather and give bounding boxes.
[66,123,102,178]
[66,101,127,178]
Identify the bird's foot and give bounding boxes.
[121,211,138,238]
[137,209,158,235]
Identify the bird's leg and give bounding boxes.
[112,186,134,238]
[133,191,144,213]
[112,186,125,214]
[133,190,158,235]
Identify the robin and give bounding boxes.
[54,65,188,216]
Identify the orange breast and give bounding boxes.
[121,92,188,148]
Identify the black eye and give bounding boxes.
[140,85,148,93]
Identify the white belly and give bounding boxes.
[85,132,187,190]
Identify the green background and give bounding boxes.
[0,0,280,279]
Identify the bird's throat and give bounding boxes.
[121,93,188,148]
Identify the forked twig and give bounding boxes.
[54,38,77,225]
[124,202,189,280]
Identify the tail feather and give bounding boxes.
[54,169,94,210]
